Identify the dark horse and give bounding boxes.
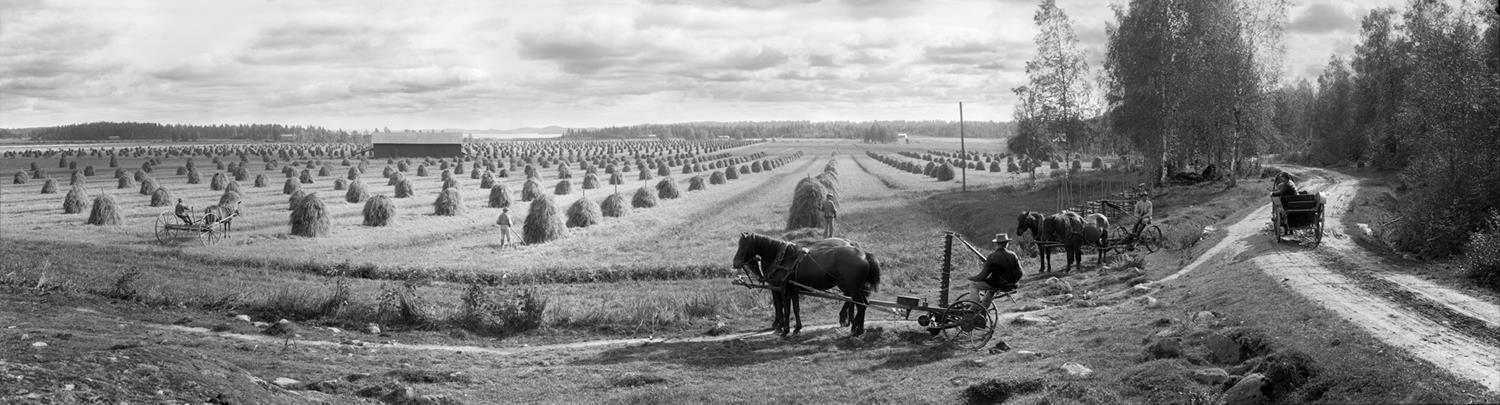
[1017,211,1086,273]
[731,233,881,336]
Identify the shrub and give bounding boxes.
[63,185,89,214]
[521,178,541,201]
[116,175,134,189]
[1463,211,1500,290]
[434,188,463,216]
[566,197,602,228]
[786,177,829,230]
[395,179,414,198]
[554,180,572,195]
[283,178,300,195]
[632,186,658,208]
[1092,157,1104,169]
[86,194,121,225]
[656,177,680,199]
[289,193,329,237]
[346,180,368,203]
[363,195,396,226]
[452,284,546,337]
[963,378,1047,405]
[149,187,173,207]
[522,194,567,244]
[601,193,629,217]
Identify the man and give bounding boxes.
[1271,172,1298,197]
[967,233,1023,353]
[496,208,515,248]
[174,199,194,225]
[1132,187,1154,237]
[820,193,838,238]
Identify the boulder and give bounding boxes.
[1222,373,1271,405]
[1060,362,1093,377]
[1190,368,1231,385]
[234,314,253,323]
[1190,310,1218,323]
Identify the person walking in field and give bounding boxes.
[820,193,838,238]
[496,208,516,248]
[175,198,194,225]
[966,233,1023,353]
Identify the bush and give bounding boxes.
[554,180,572,195]
[346,180,368,203]
[290,193,329,237]
[86,194,122,225]
[434,188,463,216]
[566,197,602,228]
[632,186,658,208]
[363,195,396,226]
[601,193,629,217]
[149,187,173,207]
[452,284,546,337]
[1463,211,1500,290]
[63,185,89,214]
[523,194,567,244]
[963,378,1047,405]
[656,177,680,199]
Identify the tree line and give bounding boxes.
[562,120,1016,141]
[19,122,360,143]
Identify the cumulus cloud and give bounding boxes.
[516,15,685,75]
[1289,3,1358,34]
[238,20,409,65]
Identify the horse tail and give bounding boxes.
[864,252,881,294]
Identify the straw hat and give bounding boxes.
[992,233,1012,243]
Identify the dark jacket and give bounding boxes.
[983,248,1022,290]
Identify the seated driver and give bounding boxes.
[967,233,1023,304]
[174,199,194,225]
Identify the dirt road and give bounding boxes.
[1161,167,1500,392]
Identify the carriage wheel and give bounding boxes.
[1271,216,1282,244]
[154,213,172,245]
[1142,226,1163,253]
[198,228,219,246]
[1111,225,1132,254]
[1314,215,1324,244]
[943,300,998,351]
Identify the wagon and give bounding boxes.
[154,210,237,246]
[1271,192,1325,244]
[733,232,1010,350]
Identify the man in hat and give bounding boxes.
[496,208,515,248]
[968,233,1023,353]
[1271,172,1298,197]
[1131,185,1154,238]
[174,198,194,226]
[820,193,838,238]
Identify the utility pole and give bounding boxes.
[959,102,967,192]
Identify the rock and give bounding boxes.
[272,377,301,389]
[1012,314,1053,326]
[1190,368,1231,385]
[1205,332,1243,364]
[1142,338,1183,360]
[1223,373,1271,405]
[1191,310,1219,323]
[252,321,270,328]
[327,327,343,334]
[304,379,352,394]
[1014,350,1043,358]
[30,342,46,348]
[365,323,382,335]
[1060,362,1093,377]
[234,314,252,323]
[382,386,418,404]
[1135,296,1160,307]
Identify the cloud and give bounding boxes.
[713,45,790,70]
[238,19,409,65]
[0,23,120,97]
[644,0,820,10]
[516,15,684,75]
[1288,3,1358,34]
[840,0,922,20]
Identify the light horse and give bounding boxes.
[1017,211,1087,273]
[732,233,882,337]
[1081,213,1110,265]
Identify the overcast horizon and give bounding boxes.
[1,0,1401,131]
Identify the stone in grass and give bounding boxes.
[1060,362,1093,377]
[1222,373,1271,405]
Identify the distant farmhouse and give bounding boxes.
[369,132,464,158]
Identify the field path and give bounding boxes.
[1157,167,1500,392]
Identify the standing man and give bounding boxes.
[1132,186,1153,237]
[496,208,515,248]
[967,233,1023,353]
[820,193,838,238]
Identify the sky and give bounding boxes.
[0,0,1405,130]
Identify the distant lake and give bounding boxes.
[469,133,563,140]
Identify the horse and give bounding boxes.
[1080,213,1110,265]
[1017,211,1087,273]
[731,232,881,337]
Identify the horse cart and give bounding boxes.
[154,209,237,246]
[733,232,1010,350]
[1271,192,1325,244]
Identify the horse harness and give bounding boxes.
[762,241,835,288]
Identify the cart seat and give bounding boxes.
[1279,194,1321,211]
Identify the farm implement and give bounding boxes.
[154,209,237,246]
[733,232,1012,350]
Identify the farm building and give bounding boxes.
[369,132,464,158]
